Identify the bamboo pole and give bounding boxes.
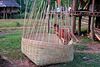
[42,3,50,41]
[52,15,55,34]
[47,0,51,33]
[48,8,53,44]
[60,7,63,45]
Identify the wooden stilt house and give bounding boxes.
[71,0,100,40]
[0,0,20,19]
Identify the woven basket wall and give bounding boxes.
[21,34,74,66]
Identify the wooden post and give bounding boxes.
[91,16,94,39]
[10,13,11,19]
[78,16,82,35]
[87,16,91,34]
[91,0,95,40]
[6,8,7,19]
[55,1,57,24]
[48,0,51,33]
[3,8,5,19]
[71,0,78,33]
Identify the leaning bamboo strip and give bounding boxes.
[30,0,43,39]
[25,0,36,39]
[23,0,28,36]
[60,7,63,44]
[48,8,53,44]
[42,4,50,42]
[39,2,47,41]
[27,0,36,39]
[35,3,45,40]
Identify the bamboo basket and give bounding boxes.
[21,34,74,66]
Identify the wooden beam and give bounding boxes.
[78,16,82,35]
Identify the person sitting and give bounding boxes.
[53,24,79,45]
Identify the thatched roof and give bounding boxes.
[0,1,6,7]
[0,0,20,7]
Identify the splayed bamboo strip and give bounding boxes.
[48,7,53,44]
[64,6,67,40]
[38,4,47,41]
[60,7,63,44]
[26,0,36,39]
[35,3,45,40]
[66,6,70,41]
[24,0,36,39]
[23,0,28,36]
[30,0,43,39]
[42,4,50,42]
[52,16,55,34]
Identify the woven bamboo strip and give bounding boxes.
[21,34,73,66]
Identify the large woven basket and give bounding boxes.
[21,34,74,66]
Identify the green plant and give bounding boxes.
[74,45,90,51]
[16,22,21,27]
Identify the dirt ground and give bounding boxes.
[75,42,100,53]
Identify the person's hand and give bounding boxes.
[73,40,79,44]
[76,40,79,43]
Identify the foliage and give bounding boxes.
[74,45,90,51]
[14,0,73,19]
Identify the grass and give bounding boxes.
[74,45,90,51]
[0,30,26,60]
[0,30,100,67]
[0,19,23,28]
[49,53,100,67]
[0,19,100,66]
